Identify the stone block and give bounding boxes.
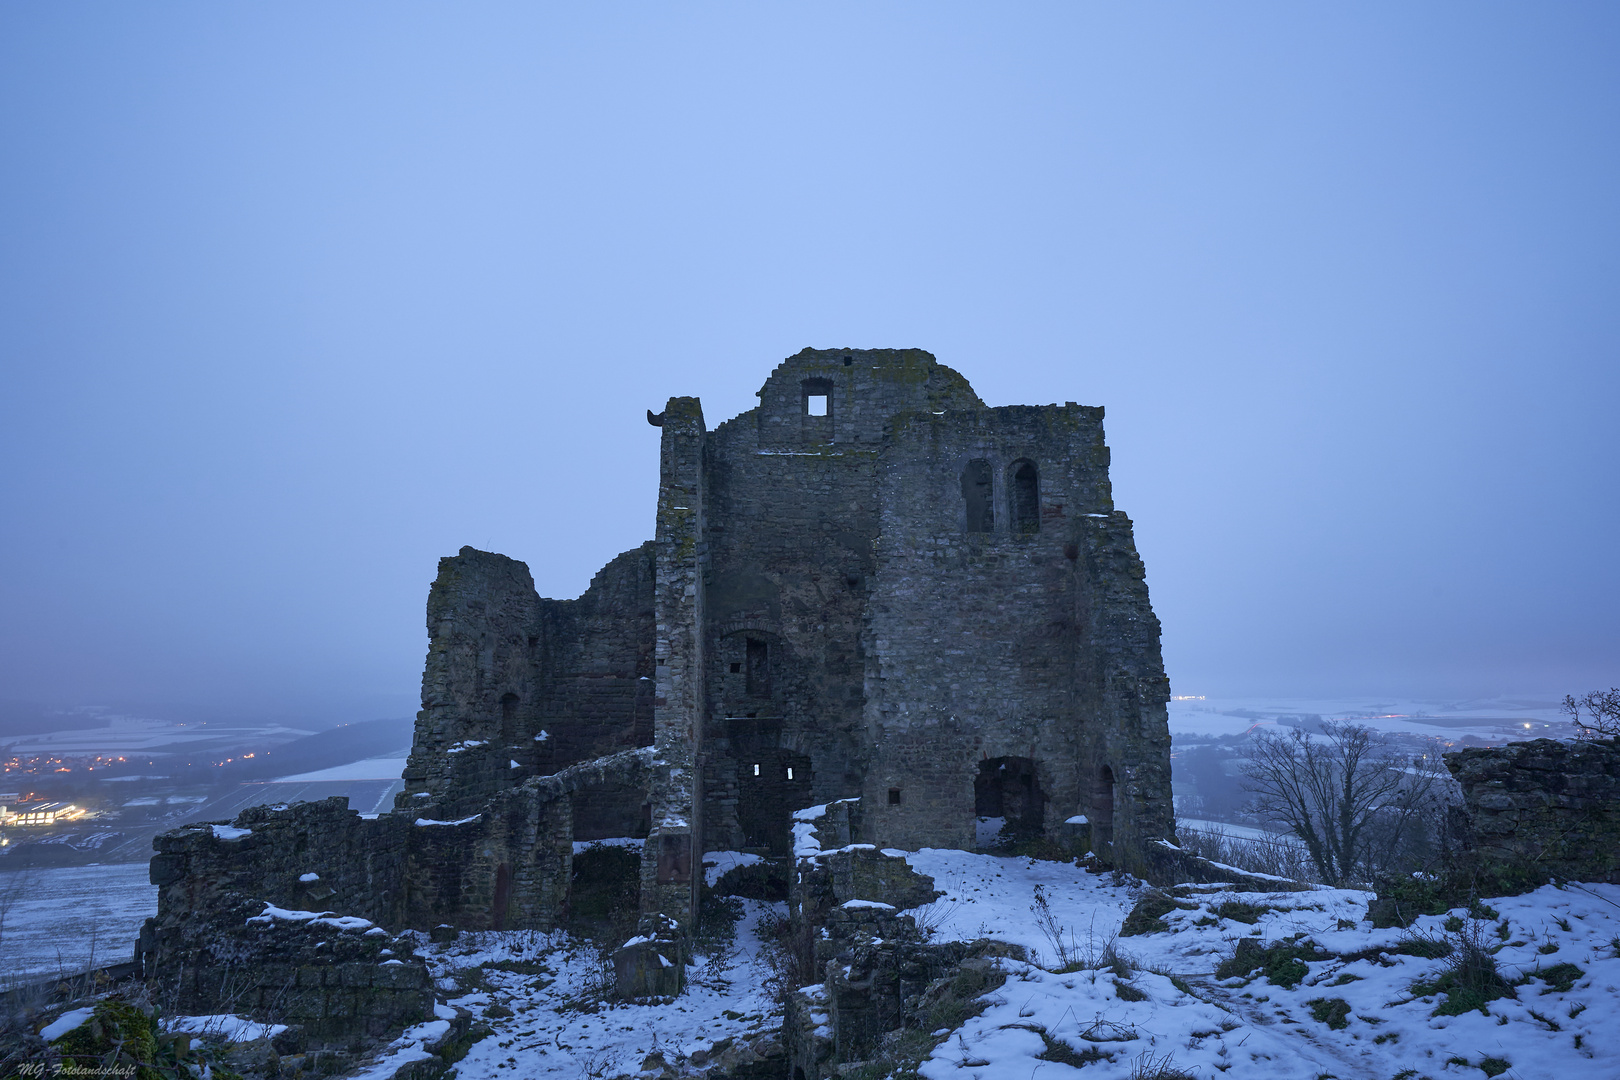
[613,937,683,1000]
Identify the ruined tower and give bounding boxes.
[392,347,1174,934]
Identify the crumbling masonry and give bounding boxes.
[145,348,1175,1006]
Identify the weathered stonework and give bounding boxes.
[148,347,1175,1014]
[1446,737,1620,886]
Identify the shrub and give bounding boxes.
[1411,922,1514,1016]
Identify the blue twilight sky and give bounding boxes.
[1,4,1617,726]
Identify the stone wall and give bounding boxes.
[534,543,658,775]
[687,349,1173,868]
[860,400,1172,862]
[398,544,655,821]
[1446,737,1620,885]
[143,895,432,1050]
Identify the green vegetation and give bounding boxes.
[566,844,641,941]
[1213,900,1277,925]
[1215,936,1326,990]
[1306,998,1352,1029]
[1036,1031,1110,1068]
[1113,978,1148,1002]
[1120,892,1194,936]
[1527,962,1584,993]
[1410,926,1515,1016]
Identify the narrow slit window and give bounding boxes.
[746,637,770,698]
[786,766,794,780]
[753,763,761,777]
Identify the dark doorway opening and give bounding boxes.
[737,752,813,855]
[974,756,1046,848]
[567,843,640,941]
[1092,764,1116,850]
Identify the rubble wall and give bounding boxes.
[398,544,655,822]
[1447,737,1620,885]
[534,543,657,776]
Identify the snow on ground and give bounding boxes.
[0,862,155,978]
[162,1014,288,1042]
[905,851,1620,1080]
[415,898,784,1080]
[417,846,1620,1080]
[273,755,409,783]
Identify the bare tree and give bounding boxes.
[1243,722,1446,887]
[1563,689,1620,738]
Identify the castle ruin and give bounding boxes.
[143,347,1174,1013]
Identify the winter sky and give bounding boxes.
[1,4,1616,725]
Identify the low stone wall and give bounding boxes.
[143,747,657,1045]
[149,798,411,930]
[1445,737,1620,886]
[142,896,431,1050]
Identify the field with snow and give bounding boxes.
[0,863,156,979]
[264,846,1620,1080]
[1168,696,1570,743]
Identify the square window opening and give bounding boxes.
[730,662,741,674]
[807,393,828,417]
[888,788,902,805]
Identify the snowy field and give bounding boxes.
[273,755,409,783]
[0,863,156,979]
[288,846,1620,1080]
[1169,695,1571,742]
[2,713,315,756]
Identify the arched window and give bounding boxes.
[1010,459,1040,534]
[961,459,994,532]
